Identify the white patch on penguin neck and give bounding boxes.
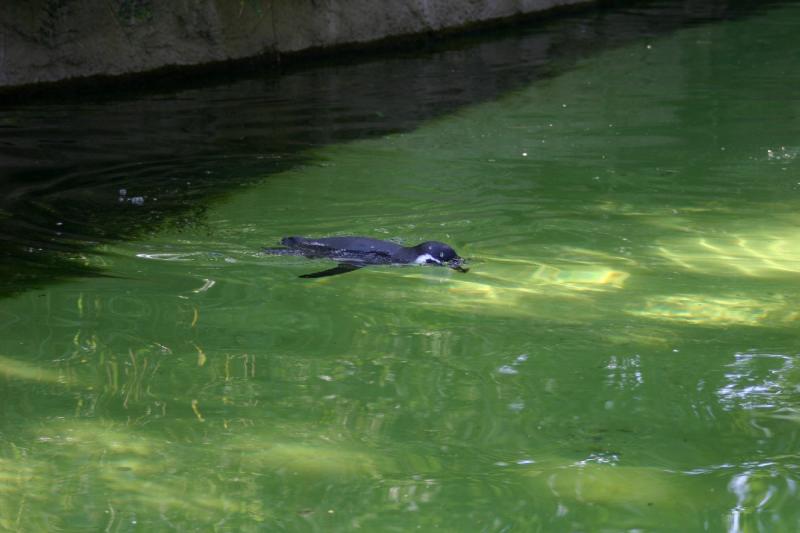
[414,253,441,265]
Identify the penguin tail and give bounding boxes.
[281,236,305,247]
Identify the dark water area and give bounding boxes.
[0,0,787,297]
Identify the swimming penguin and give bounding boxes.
[262,236,468,278]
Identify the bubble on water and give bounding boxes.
[508,401,524,412]
[497,365,518,375]
[583,452,620,465]
[767,146,797,161]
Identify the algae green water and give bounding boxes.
[2,2,800,531]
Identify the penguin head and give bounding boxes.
[412,241,468,272]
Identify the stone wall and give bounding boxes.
[0,0,593,89]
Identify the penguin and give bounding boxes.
[262,236,468,278]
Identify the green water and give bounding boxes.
[2,2,800,531]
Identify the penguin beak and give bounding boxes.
[448,258,469,273]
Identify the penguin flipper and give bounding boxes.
[299,263,362,279]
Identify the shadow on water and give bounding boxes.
[0,0,788,298]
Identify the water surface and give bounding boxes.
[2,1,800,531]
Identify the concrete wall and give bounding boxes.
[0,0,593,89]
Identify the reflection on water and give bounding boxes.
[718,352,800,413]
[728,466,800,533]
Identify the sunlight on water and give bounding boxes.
[530,461,697,507]
[8,420,302,525]
[0,354,72,384]
[657,224,800,277]
[377,249,633,320]
[629,294,794,327]
[530,264,629,292]
[370,264,629,323]
[224,435,385,478]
